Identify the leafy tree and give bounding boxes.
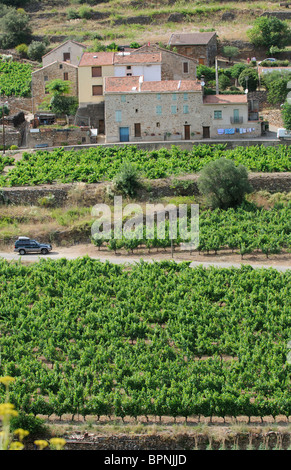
[27,41,47,62]
[0,7,31,48]
[281,101,291,130]
[113,161,141,197]
[222,45,239,62]
[196,64,216,81]
[247,16,291,52]
[238,67,258,91]
[230,63,247,79]
[197,157,252,209]
[218,73,231,91]
[261,71,291,106]
[45,79,78,117]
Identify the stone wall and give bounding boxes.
[1,173,290,208]
[24,431,291,451]
[26,126,91,148]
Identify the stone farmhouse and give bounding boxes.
[31,61,78,113]
[42,39,87,67]
[28,36,262,145]
[104,75,261,143]
[167,32,217,66]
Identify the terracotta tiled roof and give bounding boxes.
[79,52,115,66]
[169,32,216,46]
[141,80,202,92]
[203,94,247,104]
[113,52,162,64]
[104,76,202,93]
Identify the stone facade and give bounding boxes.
[104,77,261,143]
[42,40,86,67]
[31,61,78,113]
[168,32,217,66]
[132,44,197,80]
[26,126,91,148]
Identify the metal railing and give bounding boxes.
[230,116,243,124]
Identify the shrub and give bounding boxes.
[27,41,47,62]
[10,411,47,437]
[0,7,32,48]
[15,43,28,58]
[197,157,252,209]
[9,145,18,150]
[113,161,141,197]
[281,102,291,130]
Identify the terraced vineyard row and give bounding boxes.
[1,144,291,186]
[0,258,290,421]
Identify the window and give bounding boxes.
[115,110,122,122]
[183,62,189,73]
[183,105,189,114]
[92,66,102,77]
[63,52,70,62]
[172,93,177,101]
[134,123,141,137]
[92,85,103,96]
[156,122,160,128]
[121,95,126,102]
[157,93,161,100]
[59,64,63,69]
[126,65,132,70]
[63,72,69,81]
[214,110,222,119]
[126,72,132,76]
[171,105,177,114]
[156,105,162,115]
[183,93,188,101]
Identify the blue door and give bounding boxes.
[119,127,129,142]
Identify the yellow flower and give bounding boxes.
[34,439,49,450]
[14,429,29,441]
[49,438,66,450]
[0,403,18,418]
[0,377,15,387]
[9,441,24,451]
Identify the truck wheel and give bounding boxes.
[41,248,48,254]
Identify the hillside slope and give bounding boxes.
[24,0,291,50]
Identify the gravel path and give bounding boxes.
[1,249,290,272]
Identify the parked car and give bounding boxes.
[14,237,52,255]
[258,58,277,65]
[277,128,291,139]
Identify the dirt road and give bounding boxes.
[1,244,290,271]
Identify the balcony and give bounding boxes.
[230,116,243,124]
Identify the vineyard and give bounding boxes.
[92,201,291,258]
[0,144,291,187]
[0,258,290,422]
[0,61,32,98]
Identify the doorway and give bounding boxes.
[184,125,191,140]
[119,127,129,142]
[203,126,210,138]
[98,119,105,134]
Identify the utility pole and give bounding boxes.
[215,56,219,95]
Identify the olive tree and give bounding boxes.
[197,157,252,209]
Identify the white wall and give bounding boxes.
[114,64,161,81]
